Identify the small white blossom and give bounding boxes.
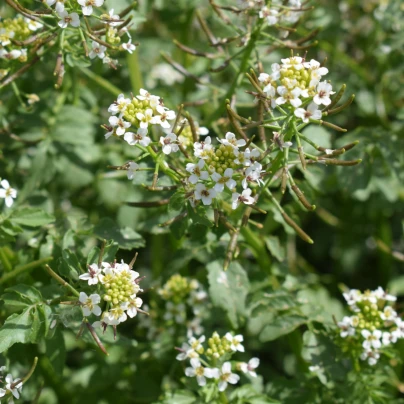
[58,10,80,29]
[103,9,120,26]
[89,41,106,59]
[373,287,397,302]
[26,18,43,31]
[124,128,151,147]
[259,7,279,25]
[78,0,104,16]
[127,296,143,318]
[225,333,245,352]
[4,373,23,400]
[338,316,355,338]
[0,180,17,207]
[217,132,246,150]
[127,162,139,180]
[276,86,302,108]
[185,358,219,387]
[153,105,176,129]
[294,102,322,123]
[108,115,131,136]
[186,159,209,184]
[194,184,216,206]
[104,303,128,325]
[240,357,259,377]
[47,0,65,13]
[0,49,22,60]
[136,109,154,129]
[242,162,265,189]
[380,306,397,321]
[160,132,179,155]
[176,343,199,361]
[361,329,382,350]
[79,264,104,285]
[188,335,205,352]
[281,56,304,70]
[194,136,213,159]
[108,93,131,115]
[218,362,240,392]
[79,292,102,317]
[211,168,236,192]
[232,188,255,209]
[360,350,380,366]
[122,40,136,54]
[313,81,335,106]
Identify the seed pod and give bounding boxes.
[325,84,346,111]
[281,212,314,244]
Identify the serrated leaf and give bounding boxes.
[9,208,55,228]
[265,236,285,262]
[1,285,43,312]
[207,260,249,328]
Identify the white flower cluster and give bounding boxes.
[259,0,303,26]
[0,366,23,403]
[78,260,144,327]
[258,57,334,122]
[176,332,259,391]
[187,132,264,209]
[104,89,176,149]
[0,179,17,208]
[338,287,401,366]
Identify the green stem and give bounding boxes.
[44,264,80,297]
[0,247,13,272]
[127,51,144,93]
[79,67,121,96]
[0,257,53,285]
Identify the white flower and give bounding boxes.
[104,303,128,325]
[225,333,245,352]
[89,41,106,59]
[259,7,279,25]
[122,39,136,54]
[103,9,120,26]
[0,49,22,60]
[342,289,362,306]
[137,88,159,103]
[276,86,302,108]
[79,264,104,285]
[211,168,236,192]
[194,184,216,206]
[79,292,102,317]
[281,56,304,70]
[270,62,281,80]
[25,18,43,31]
[108,93,131,115]
[337,316,355,338]
[197,126,209,136]
[242,162,265,189]
[4,373,23,400]
[186,159,209,184]
[218,362,240,392]
[382,330,400,346]
[360,350,380,366]
[176,343,198,361]
[109,115,131,136]
[124,128,151,147]
[313,81,335,106]
[361,329,382,350]
[0,387,5,398]
[185,358,219,387]
[194,136,213,159]
[217,132,246,150]
[373,287,397,302]
[188,335,205,352]
[127,162,139,180]
[78,0,104,16]
[127,296,143,318]
[153,105,176,129]
[46,0,65,12]
[136,108,154,129]
[240,357,259,377]
[234,148,260,166]
[0,179,17,207]
[58,10,80,29]
[294,102,322,123]
[160,132,179,155]
[232,188,255,209]
[380,306,397,321]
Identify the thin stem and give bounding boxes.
[44,265,80,297]
[0,257,53,285]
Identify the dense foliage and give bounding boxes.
[0,0,403,403]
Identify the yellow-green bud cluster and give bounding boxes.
[353,301,383,331]
[205,144,238,175]
[103,269,139,308]
[178,126,193,148]
[158,274,196,304]
[280,65,313,93]
[106,27,121,45]
[0,16,30,44]
[205,332,232,360]
[122,98,159,128]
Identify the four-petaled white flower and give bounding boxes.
[374,287,397,302]
[127,296,143,318]
[242,162,265,189]
[25,18,43,31]
[78,0,104,16]
[108,115,131,137]
[276,86,302,108]
[194,184,216,206]
[294,102,322,123]
[79,292,102,317]
[104,303,128,325]
[124,128,151,147]
[360,350,380,366]
[108,93,131,115]
[47,0,65,13]
[122,40,136,54]
[58,10,80,29]
[160,132,179,155]
[259,7,279,25]
[89,41,106,59]
[0,49,22,60]
[380,306,397,321]
[4,373,23,400]
[217,132,246,150]
[281,56,304,70]
[240,357,259,377]
[103,9,120,26]
[361,329,382,350]
[218,362,240,391]
[79,263,104,285]
[232,188,255,209]
[127,162,139,180]
[225,333,245,352]
[211,168,236,192]
[0,179,17,207]
[313,81,335,106]
[338,316,355,338]
[186,159,209,184]
[185,358,219,387]
[382,330,400,346]
[136,108,154,129]
[194,136,213,159]
[154,105,176,129]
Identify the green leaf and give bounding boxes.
[94,218,145,250]
[8,208,55,228]
[265,236,285,262]
[259,314,307,342]
[1,285,43,312]
[162,390,197,404]
[187,204,213,227]
[59,249,81,281]
[207,260,249,328]
[45,328,66,375]
[168,190,186,212]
